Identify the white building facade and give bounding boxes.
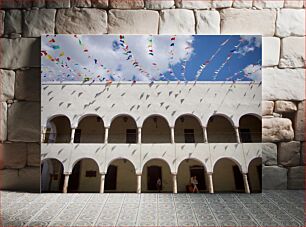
[41,81,262,194]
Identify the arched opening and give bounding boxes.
[213,158,244,192]
[142,159,172,192]
[142,115,171,143]
[207,115,236,143]
[104,159,136,192]
[76,115,105,143]
[177,159,208,193]
[41,159,64,192]
[45,115,71,143]
[68,158,100,193]
[239,114,262,143]
[248,158,262,193]
[109,115,137,143]
[174,115,204,143]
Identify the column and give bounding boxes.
[172,174,177,194]
[170,127,175,144]
[207,172,214,194]
[63,174,70,193]
[70,128,76,143]
[100,173,105,193]
[41,127,47,143]
[203,126,208,143]
[104,127,109,143]
[243,173,250,194]
[137,174,141,193]
[138,127,142,144]
[235,127,241,143]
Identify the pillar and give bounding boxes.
[138,127,142,144]
[70,128,76,143]
[104,127,109,143]
[207,172,214,194]
[235,127,241,143]
[203,126,208,143]
[63,174,70,193]
[172,174,177,193]
[243,173,250,194]
[170,127,175,144]
[100,174,105,193]
[137,174,141,193]
[41,127,47,143]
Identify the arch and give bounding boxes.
[207,114,236,143]
[140,113,171,127]
[76,114,105,143]
[45,115,72,143]
[47,114,72,127]
[104,157,137,174]
[76,113,104,126]
[109,114,137,143]
[142,114,171,143]
[70,157,102,174]
[239,114,262,143]
[247,157,262,193]
[41,158,64,192]
[174,114,204,143]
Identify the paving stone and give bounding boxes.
[262,68,305,101]
[274,101,297,113]
[284,0,304,8]
[46,0,70,8]
[71,0,92,7]
[0,38,40,69]
[262,117,294,142]
[220,8,276,36]
[294,101,305,141]
[56,8,107,34]
[278,141,301,167]
[23,9,56,37]
[108,10,159,34]
[0,102,7,142]
[262,37,280,66]
[4,9,22,35]
[145,0,175,9]
[159,9,195,34]
[276,9,305,37]
[262,101,274,115]
[253,0,284,8]
[91,0,109,8]
[288,166,304,189]
[0,69,15,102]
[0,10,4,35]
[262,143,277,166]
[27,143,41,167]
[8,102,40,142]
[195,10,220,34]
[175,0,212,9]
[280,37,305,68]
[232,0,253,8]
[262,166,287,189]
[15,68,40,102]
[0,143,27,169]
[212,0,233,8]
[110,0,144,8]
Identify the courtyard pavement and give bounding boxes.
[1,190,304,226]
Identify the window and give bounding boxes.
[74,129,81,143]
[126,129,137,143]
[184,129,195,143]
[239,128,252,143]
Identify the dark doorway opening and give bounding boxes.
[190,165,206,190]
[105,165,117,190]
[233,166,244,191]
[68,161,81,192]
[147,166,162,190]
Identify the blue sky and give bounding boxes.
[41,35,262,82]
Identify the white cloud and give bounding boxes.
[243,64,261,81]
[235,35,261,56]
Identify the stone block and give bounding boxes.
[294,101,305,141]
[8,102,40,142]
[280,37,305,68]
[262,68,305,101]
[23,9,56,37]
[262,101,274,116]
[262,37,280,66]
[0,38,40,69]
[0,143,27,169]
[110,0,144,8]
[274,101,297,113]
[32,0,46,8]
[284,0,304,8]
[0,102,7,142]
[232,0,253,8]
[276,9,305,37]
[262,117,294,142]
[301,142,305,165]
[288,166,304,189]
[145,0,175,9]
[212,0,233,8]
[0,69,15,102]
[159,9,195,34]
[46,0,70,8]
[175,0,212,9]
[0,167,40,192]
[262,166,287,189]
[56,8,107,34]
[262,143,277,166]
[71,0,91,7]
[27,143,40,167]
[278,141,301,167]
[91,0,109,8]
[195,10,220,34]
[108,10,159,34]
[220,9,276,36]
[0,10,4,35]
[0,0,31,8]
[253,0,284,8]
[15,68,40,102]
[4,9,22,35]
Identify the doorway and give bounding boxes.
[147,166,162,190]
[190,165,206,190]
